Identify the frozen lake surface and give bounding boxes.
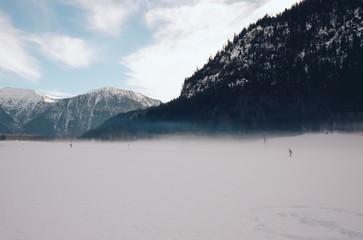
[1,133,363,240]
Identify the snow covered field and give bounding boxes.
[1,133,363,240]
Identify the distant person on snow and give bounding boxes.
[289,148,292,157]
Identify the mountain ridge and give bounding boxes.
[0,87,161,137]
[181,0,362,99]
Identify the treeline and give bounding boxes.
[0,133,53,141]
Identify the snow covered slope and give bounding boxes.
[0,87,55,130]
[181,0,363,98]
[0,87,161,137]
[1,134,363,240]
[24,87,161,137]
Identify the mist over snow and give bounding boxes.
[1,133,363,240]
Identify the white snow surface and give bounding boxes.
[1,133,363,240]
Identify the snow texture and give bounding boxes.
[0,133,363,240]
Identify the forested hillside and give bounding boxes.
[83,0,363,140]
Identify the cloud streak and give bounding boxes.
[30,34,96,68]
[122,0,299,102]
[71,0,139,36]
[0,11,41,81]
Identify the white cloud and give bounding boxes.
[122,0,299,102]
[31,34,96,68]
[0,12,41,81]
[71,0,139,35]
[122,0,254,102]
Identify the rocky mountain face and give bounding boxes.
[0,87,161,137]
[82,0,363,140]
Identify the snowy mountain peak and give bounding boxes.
[0,87,57,103]
[0,87,42,102]
[0,87,51,110]
[85,87,162,107]
[0,86,161,137]
[87,86,130,96]
[0,87,56,125]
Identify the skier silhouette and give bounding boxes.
[289,148,292,157]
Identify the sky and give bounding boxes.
[0,0,299,102]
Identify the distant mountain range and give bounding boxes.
[82,0,363,140]
[0,87,161,137]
